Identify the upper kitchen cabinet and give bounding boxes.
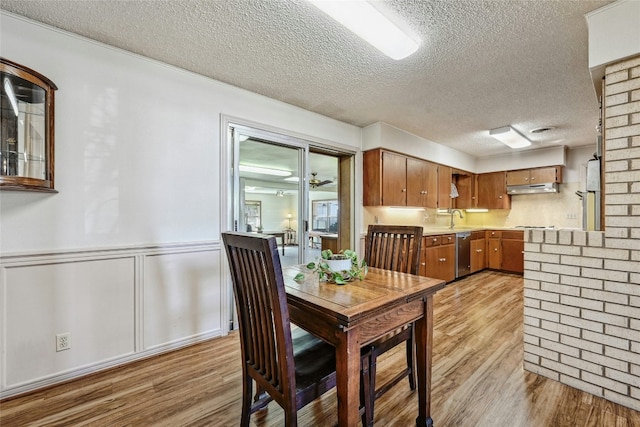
[453,171,477,209]
[437,165,452,210]
[506,166,563,186]
[363,148,440,208]
[476,171,510,209]
[363,149,407,206]
[406,157,437,208]
[1,58,57,192]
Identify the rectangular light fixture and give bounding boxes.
[307,0,420,60]
[489,126,531,149]
[239,165,291,177]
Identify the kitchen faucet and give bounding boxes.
[449,209,464,229]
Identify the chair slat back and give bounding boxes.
[364,225,423,274]
[222,232,295,403]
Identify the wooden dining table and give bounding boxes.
[283,265,446,426]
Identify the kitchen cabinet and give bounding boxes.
[500,230,524,273]
[485,230,524,273]
[363,148,440,208]
[506,166,562,186]
[477,172,510,209]
[407,157,438,208]
[487,230,502,269]
[438,165,453,209]
[420,234,455,283]
[453,172,477,209]
[470,231,486,273]
[363,149,406,206]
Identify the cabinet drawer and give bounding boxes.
[486,230,501,239]
[424,235,441,247]
[441,234,455,245]
[502,230,524,240]
[471,231,484,240]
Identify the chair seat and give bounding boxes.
[292,328,336,395]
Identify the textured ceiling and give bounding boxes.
[1,0,614,158]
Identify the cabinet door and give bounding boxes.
[506,169,530,186]
[407,158,437,208]
[381,151,407,206]
[477,172,510,209]
[422,245,439,278]
[439,244,456,283]
[501,237,524,273]
[422,244,455,282]
[438,165,452,209]
[470,238,486,273]
[487,238,501,269]
[530,166,561,184]
[454,173,476,209]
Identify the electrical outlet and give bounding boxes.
[566,212,577,220]
[56,332,71,352]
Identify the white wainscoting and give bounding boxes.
[0,242,225,398]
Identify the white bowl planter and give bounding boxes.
[325,258,352,272]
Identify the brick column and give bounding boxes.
[523,55,640,411]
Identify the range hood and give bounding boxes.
[507,182,559,195]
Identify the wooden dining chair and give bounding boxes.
[362,224,423,424]
[222,231,369,426]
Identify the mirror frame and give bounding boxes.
[1,57,58,192]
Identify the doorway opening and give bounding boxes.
[228,123,354,267]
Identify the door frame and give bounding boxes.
[219,114,359,330]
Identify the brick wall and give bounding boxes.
[523,55,640,411]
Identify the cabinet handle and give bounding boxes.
[531,177,535,181]
[433,238,438,242]
[494,248,498,252]
[476,249,483,253]
[402,188,406,192]
[421,262,426,266]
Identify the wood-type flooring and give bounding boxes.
[2,270,639,426]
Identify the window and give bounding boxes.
[244,200,261,232]
[312,200,338,233]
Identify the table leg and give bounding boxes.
[335,327,361,426]
[415,296,434,427]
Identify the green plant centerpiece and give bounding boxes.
[295,249,368,285]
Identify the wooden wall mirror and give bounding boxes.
[1,58,57,192]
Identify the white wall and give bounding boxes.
[587,0,640,70]
[362,121,477,172]
[0,12,361,397]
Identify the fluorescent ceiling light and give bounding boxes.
[489,126,531,149]
[465,208,489,213]
[284,176,300,182]
[307,0,420,60]
[239,164,291,177]
[3,77,19,117]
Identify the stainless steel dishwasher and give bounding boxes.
[456,231,471,278]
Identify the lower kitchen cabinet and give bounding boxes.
[470,231,486,273]
[485,230,524,273]
[420,234,455,283]
[500,230,524,273]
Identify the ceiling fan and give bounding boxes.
[309,172,333,189]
